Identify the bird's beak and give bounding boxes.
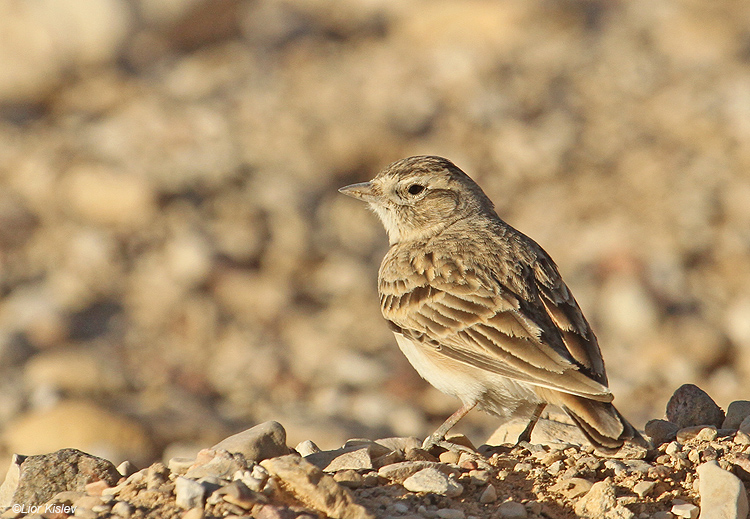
[338,181,376,202]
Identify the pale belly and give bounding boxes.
[393,332,542,417]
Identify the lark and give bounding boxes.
[339,155,646,456]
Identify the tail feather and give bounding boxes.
[558,393,647,457]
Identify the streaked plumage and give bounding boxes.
[339,155,645,456]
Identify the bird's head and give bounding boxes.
[339,156,494,244]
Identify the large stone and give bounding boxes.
[260,454,373,519]
[212,421,290,462]
[666,384,725,428]
[3,400,154,467]
[0,449,120,508]
[697,460,748,519]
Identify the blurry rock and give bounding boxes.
[723,401,750,430]
[61,165,156,229]
[697,460,748,519]
[260,454,373,519]
[0,194,37,249]
[574,479,634,519]
[0,0,131,103]
[211,421,290,462]
[666,384,724,428]
[0,449,120,508]
[3,400,154,466]
[24,347,128,395]
[671,503,699,519]
[644,419,679,445]
[402,467,463,498]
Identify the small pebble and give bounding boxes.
[665,442,682,456]
[436,509,464,519]
[403,468,463,498]
[117,461,137,478]
[111,501,135,518]
[497,501,527,519]
[632,480,656,497]
[671,503,699,519]
[479,484,497,504]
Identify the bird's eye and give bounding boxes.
[407,184,425,195]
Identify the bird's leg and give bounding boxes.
[516,403,547,445]
[422,402,477,451]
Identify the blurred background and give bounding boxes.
[1,0,750,467]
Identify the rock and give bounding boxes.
[61,165,156,229]
[697,460,748,519]
[181,508,204,519]
[373,437,422,452]
[402,468,463,498]
[295,440,321,457]
[632,480,656,498]
[174,477,206,509]
[0,449,120,508]
[185,449,247,480]
[666,384,725,429]
[116,461,137,478]
[497,500,527,518]
[479,484,497,504]
[671,503,699,519]
[168,457,195,475]
[377,461,458,484]
[574,479,635,519]
[739,416,750,437]
[676,426,718,443]
[3,400,154,467]
[723,401,750,430]
[735,431,750,445]
[0,0,131,103]
[111,501,135,517]
[305,446,373,472]
[333,469,364,489]
[550,477,594,499]
[260,454,373,519]
[645,419,679,445]
[211,421,290,462]
[436,509,464,519]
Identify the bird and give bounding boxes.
[338,155,646,457]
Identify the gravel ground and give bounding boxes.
[1,0,750,476]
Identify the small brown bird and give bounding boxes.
[339,155,645,456]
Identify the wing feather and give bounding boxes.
[379,244,611,399]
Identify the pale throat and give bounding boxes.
[370,203,402,244]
